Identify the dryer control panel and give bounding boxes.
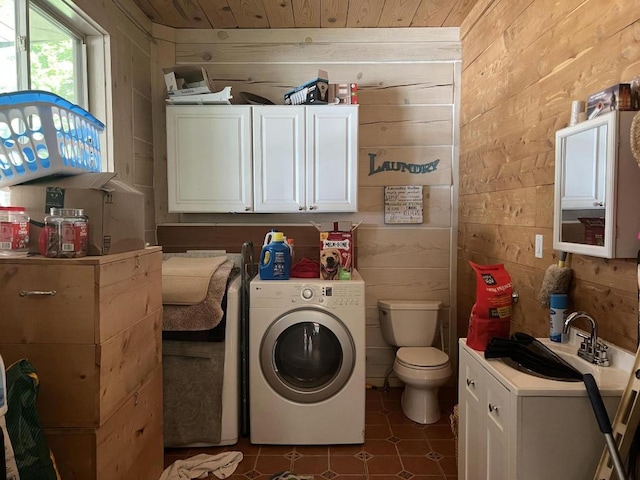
[296,283,363,308]
[250,272,364,309]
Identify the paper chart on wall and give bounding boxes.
[384,185,423,224]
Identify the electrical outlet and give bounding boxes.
[535,234,543,258]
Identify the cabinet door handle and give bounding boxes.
[20,290,57,297]
[308,205,315,210]
[244,206,252,212]
[299,206,305,211]
[488,403,499,413]
[593,202,604,207]
[466,378,475,387]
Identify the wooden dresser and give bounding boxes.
[0,247,164,480]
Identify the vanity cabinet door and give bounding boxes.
[459,347,488,478]
[485,371,511,480]
[459,345,512,480]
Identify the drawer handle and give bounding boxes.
[488,403,499,413]
[466,378,475,387]
[20,290,57,297]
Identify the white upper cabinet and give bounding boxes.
[252,106,305,213]
[253,105,358,213]
[166,105,253,213]
[305,106,359,212]
[554,111,640,258]
[168,105,358,213]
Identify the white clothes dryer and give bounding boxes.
[249,270,365,445]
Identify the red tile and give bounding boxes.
[255,455,292,475]
[400,456,442,476]
[395,440,431,456]
[331,444,364,455]
[365,456,403,475]
[296,445,330,456]
[330,455,366,474]
[293,455,329,474]
[390,425,426,440]
[366,410,389,425]
[439,456,458,475]
[365,424,392,439]
[235,455,258,474]
[429,439,455,457]
[331,476,367,480]
[423,425,454,440]
[259,445,296,455]
[362,439,398,456]
[386,412,415,426]
[233,438,262,455]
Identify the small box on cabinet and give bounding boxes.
[586,83,634,118]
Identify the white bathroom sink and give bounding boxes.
[473,333,634,396]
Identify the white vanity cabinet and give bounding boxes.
[252,105,358,213]
[166,105,253,213]
[167,104,358,213]
[458,339,624,480]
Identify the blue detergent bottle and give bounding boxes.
[259,231,291,280]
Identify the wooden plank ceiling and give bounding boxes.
[131,0,478,29]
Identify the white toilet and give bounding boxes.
[378,299,452,424]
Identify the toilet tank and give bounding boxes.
[378,300,442,347]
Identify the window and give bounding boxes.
[0,0,112,173]
[1,0,86,106]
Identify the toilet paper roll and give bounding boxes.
[570,100,586,126]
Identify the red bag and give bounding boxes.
[467,261,513,351]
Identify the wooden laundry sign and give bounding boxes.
[384,185,423,224]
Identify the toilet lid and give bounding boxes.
[397,347,450,368]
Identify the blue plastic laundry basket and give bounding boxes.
[0,90,105,188]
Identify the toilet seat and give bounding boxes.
[396,347,449,369]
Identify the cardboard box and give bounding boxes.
[163,66,216,97]
[586,83,634,119]
[284,70,329,105]
[328,83,358,105]
[314,221,361,280]
[3,173,145,255]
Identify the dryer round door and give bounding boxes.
[260,307,355,404]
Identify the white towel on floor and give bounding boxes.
[160,451,243,480]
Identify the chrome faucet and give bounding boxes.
[563,311,609,366]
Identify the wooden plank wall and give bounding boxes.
[151,28,461,386]
[459,0,640,352]
[70,0,157,246]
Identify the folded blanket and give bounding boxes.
[163,256,228,305]
[160,451,243,480]
[163,259,234,331]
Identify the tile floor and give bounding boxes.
[164,387,458,480]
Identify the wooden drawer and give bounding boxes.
[0,307,162,427]
[0,247,162,345]
[45,366,164,480]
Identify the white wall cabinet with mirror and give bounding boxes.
[553,110,640,258]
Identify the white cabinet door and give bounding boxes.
[306,106,358,212]
[252,106,305,213]
[166,105,253,213]
[459,348,486,478]
[484,372,511,480]
[459,346,512,480]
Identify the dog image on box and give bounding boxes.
[320,248,343,280]
[320,232,352,280]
